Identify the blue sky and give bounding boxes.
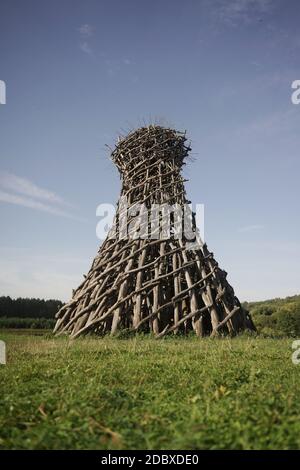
[0,0,299,301]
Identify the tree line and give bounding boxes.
[244,294,300,337]
[0,295,299,336]
[0,296,63,319]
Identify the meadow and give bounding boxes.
[1,331,300,450]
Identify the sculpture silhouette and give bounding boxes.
[54,126,255,338]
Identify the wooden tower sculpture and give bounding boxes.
[54,125,255,338]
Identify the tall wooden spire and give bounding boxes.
[54,125,255,338]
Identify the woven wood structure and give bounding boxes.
[54,125,255,338]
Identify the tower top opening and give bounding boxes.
[111,125,191,174]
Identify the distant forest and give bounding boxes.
[0,295,299,336]
[0,296,64,328]
[0,296,63,318]
[244,294,300,337]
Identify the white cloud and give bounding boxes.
[0,172,84,221]
[0,247,93,300]
[237,107,299,138]
[213,0,273,26]
[207,106,300,144]
[238,224,264,233]
[79,41,93,56]
[0,171,70,206]
[78,24,95,56]
[78,24,94,37]
[0,190,83,220]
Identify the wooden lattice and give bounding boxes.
[54,125,255,338]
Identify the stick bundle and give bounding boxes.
[54,125,255,338]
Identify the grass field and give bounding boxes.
[0,330,300,450]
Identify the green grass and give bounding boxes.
[0,330,300,450]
